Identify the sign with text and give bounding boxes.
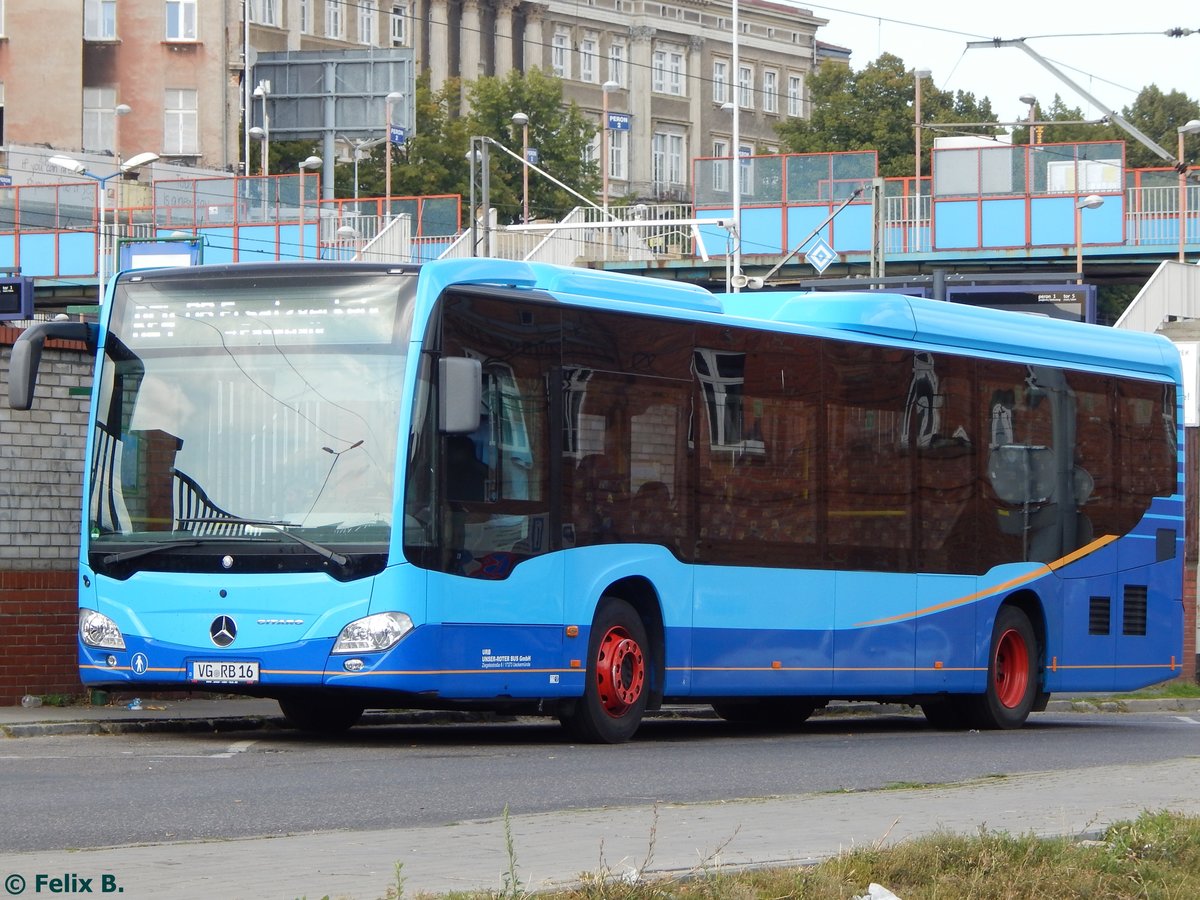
[606,112,631,131]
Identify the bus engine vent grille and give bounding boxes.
[1088,596,1111,635]
[1123,586,1148,636]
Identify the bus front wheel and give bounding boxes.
[560,598,650,744]
[278,696,364,735]
[968,605,1040,729]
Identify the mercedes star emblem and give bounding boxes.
[209,615,237,647]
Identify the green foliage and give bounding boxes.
[776,53,1000,178]
[465,69,599,222]
[783,54,1199,180]
[316,70,598,217]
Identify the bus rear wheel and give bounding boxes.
[560,598,650,744]
[966,605,1039,729]
[278,696,364,734]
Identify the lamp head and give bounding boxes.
[1076,194,1104,210]
[511,112,529,128]
[121,152,160,173]
[1019,93,1037,106]
[1179,119,1200,136]
[300,155,323,170]
[48,155,88,176]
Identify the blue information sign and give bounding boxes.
[606,112,631,131]
[389,125,407,145]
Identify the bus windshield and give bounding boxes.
[89,268,415,551]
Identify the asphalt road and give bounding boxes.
[2,709,1198,853]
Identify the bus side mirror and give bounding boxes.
[7,321,97,411]
[439,356,482,434]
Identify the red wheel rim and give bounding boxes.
[993,627,1030,709]
[595,625,645,717]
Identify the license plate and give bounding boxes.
[189,660,259,684]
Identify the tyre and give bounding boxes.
[278,696,364,734]
[712,698,817,728]
[965,605,1040,729]
[560,598,650,743]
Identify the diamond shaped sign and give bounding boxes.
[805,237,838,274]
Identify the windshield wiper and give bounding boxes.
[102,540,202,566]
[175,517,349,568]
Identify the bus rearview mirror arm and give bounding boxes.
[7,321,98,411]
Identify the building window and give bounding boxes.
[738,64,754,108]
[738,143,753,195]
[552,29,570,79]
[763,69,778,114]
[580,33,598,83]
[85,0,117,39]
[299,0,312,33]
[358,1,377,43]
[652,43,685,96]
[166,0,198,39]
[83,87,118,153]
[712,59,728,105]
[326,0,345,39]
[164,88,199,155]
[609,128,627,181]
[248,0,279,26]
[390,5,406,45]
[787,74,803,117]
[712,139,729,193]
[608,39,627,88]
[652,131,685,190]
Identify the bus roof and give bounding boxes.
[717,290,1181,382]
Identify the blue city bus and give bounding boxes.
[8,259,1185,741]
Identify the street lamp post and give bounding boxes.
[1178,119,1200,263]
[384,91,404,221]
[49,152,159,301]
[731,0,742,290]
[512,111,530,223]
[600,81,619,218]
[252,82,270,176]
[913,68,931,246]
[297,155,322,260]
[1019,93,1037,144]
[1074,193,1104,284]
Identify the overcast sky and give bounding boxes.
[800,1,1198,124]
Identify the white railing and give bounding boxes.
[435,203,696,264]
[340,213,413,263]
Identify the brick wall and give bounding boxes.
[0,570,79,701]
[1,326,91,703]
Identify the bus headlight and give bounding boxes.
[80,609,126,650]
[332,612,413,654]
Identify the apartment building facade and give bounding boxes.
[0,0,827,198]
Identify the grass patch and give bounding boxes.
[1109,680,1200,701]
[419,810,1200,900]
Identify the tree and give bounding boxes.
[379,74,474,200]
[776,53,1000,178]
[465,68,599,222]
[1122,86,1200,170]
